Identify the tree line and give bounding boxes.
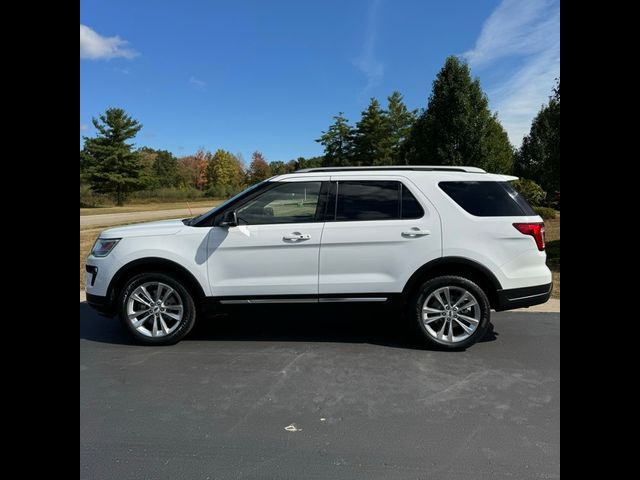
[316,56,559,202]
[80,112,323,206]
[80,56,559,207]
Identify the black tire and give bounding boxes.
[409,275,491,350]
[118,272,197,345]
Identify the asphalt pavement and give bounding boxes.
[80,303,559,480]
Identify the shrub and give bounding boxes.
[533,206,557,220]
[512,178,546,206]
[546,239,560,268]
[80,185,109,207]
[129,187,204,203]
[205,184,246,199]
[205,184,228,199]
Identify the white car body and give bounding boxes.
[86,167,552,323]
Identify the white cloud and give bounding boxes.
[80,124,88,131]
[491,48,559,146]
[80,24,139,60]
[353,0,384,98]
[189,76,207,90]
[464,0,559,146]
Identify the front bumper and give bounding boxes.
[494,282,553,311]
[86,293,115,317]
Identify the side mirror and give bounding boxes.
[219,210,238,227]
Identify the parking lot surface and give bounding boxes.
[80,303,559,480]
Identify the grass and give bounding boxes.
[544,215,560,299]
[80,228,101,290]
[80,201,222,289]
[80,200,223,289]
[267,200,318,217]
[80,199,221,216]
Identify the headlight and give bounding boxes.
[91,238,121,257]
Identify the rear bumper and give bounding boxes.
[495,282,553,311]
[86,293,115,317]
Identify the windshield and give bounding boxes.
[186,181,267,225]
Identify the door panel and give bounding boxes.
[319,177,441,294]
[206,180,328,297]
[207,222,325,296]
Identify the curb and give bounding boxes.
[513,298,559,313]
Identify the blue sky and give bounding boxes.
[80,0,559,163]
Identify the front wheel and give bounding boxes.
[118,272,197,345]
[410,275,491,350]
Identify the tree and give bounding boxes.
[206,149,246,196]
[194,149,211,190]
[286,159,300,172]
[175,149,210,190]
[296,156,323,170]
[152,150,179,187]
[269,160,290,175]
[481,117,515,174]
[80,150,92,185]
[134,147,179,189]
[353,98,393,165]
[511,178,546,206]
[316,113,354,166]
[81,108,144,205]
[515,81,560,196]
[385,91,417,164]
[136,147,159,188]
[404,56,513,173]
[247,151,272,184]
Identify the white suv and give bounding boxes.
[85,166,552,349]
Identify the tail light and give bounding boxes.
[513,222,545,251]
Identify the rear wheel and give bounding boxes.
[410,275,490,350]
[118,272,196,345]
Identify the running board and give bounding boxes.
[220,297,388,305]
[319,297,388,303]
[220,299,317,304]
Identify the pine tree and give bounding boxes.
[481,117,515,174]
[515,81,560,195]
[81,108,144,206]
[385,91,417,164]
[353,98,393,165]
[404,56,513,173]
[315,113,354,166]
[152,150,179,187]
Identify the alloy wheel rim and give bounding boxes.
[126,282,184,338]
[422,286,480,344]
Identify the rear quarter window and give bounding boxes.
[438,181,536,217]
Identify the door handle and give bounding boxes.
[283,232,311,241]
[402,228,431,237]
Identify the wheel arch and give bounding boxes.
[107,257,206,308]
[402,257,502,308]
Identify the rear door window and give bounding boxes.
[328,181,424,221]
[401,184,424,219]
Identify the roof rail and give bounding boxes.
[294,166,486,173]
